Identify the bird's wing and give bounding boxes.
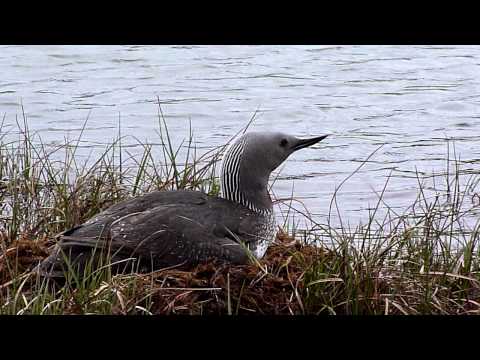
[40,191,258,277]
[106,203,251,267]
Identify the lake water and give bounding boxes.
[1,45,480,228]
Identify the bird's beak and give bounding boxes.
[291,134,329,151]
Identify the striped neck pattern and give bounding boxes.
[220,136,272,215]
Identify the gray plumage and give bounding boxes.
[38,131,328,278]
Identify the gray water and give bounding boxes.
[1,45,480,228]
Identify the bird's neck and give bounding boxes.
[221,171,273,214]
[220,138,273,214]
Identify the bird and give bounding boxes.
[38,131,328,278]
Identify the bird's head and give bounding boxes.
[220,131,329,211]
[241,131,329,173]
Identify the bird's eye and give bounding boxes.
[280,139,288,147]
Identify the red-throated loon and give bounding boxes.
[38,132,328,278]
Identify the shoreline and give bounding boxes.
[1,109,479,315]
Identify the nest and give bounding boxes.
[130,231,330,315]
[0,230,330,314]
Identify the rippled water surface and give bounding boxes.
[1,45,480,227]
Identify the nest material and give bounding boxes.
[132,231,329,315]
[0,230,329,314]
[0,235,50,283]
